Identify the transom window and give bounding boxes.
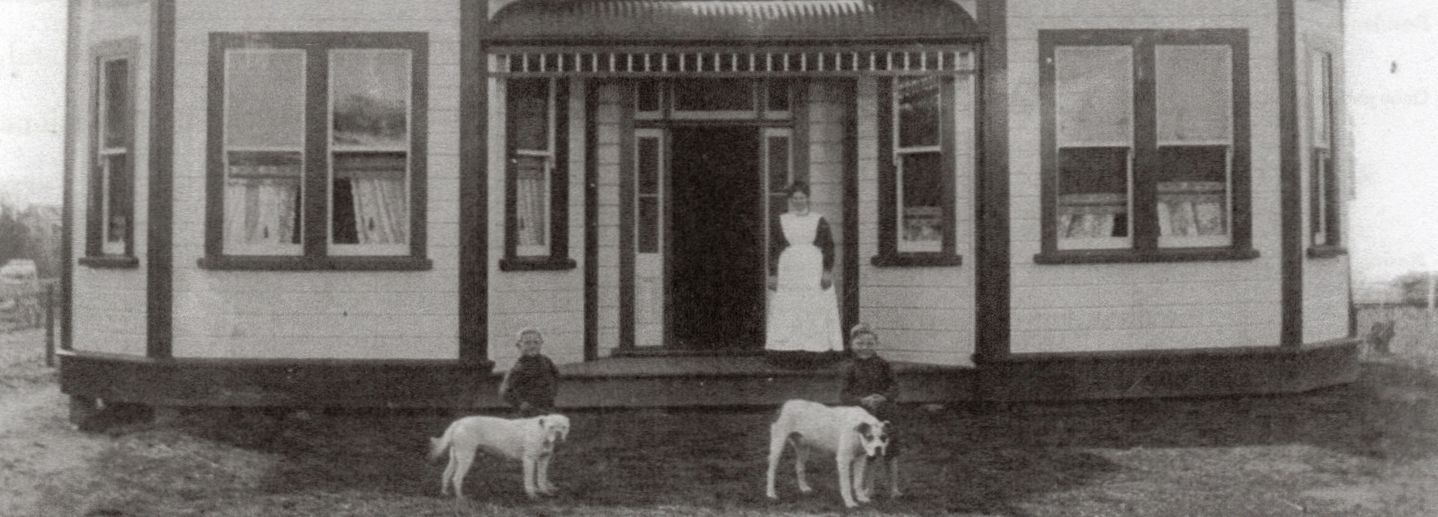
[202,33,429,270]
[1038,29,1255,263]
[81,40,139,268]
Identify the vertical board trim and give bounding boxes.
[147,0,176,359]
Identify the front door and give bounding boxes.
[669,126,766,351]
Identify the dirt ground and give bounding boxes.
[2,312,1438,517]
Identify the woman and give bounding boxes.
[766,181,845,368]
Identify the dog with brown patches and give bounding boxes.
[429,414,570,499]
[766,399,890,508]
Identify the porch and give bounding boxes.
[58,338,1359,412]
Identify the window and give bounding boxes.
[1038,30,1255,263]
[874,75,964,267]
[81,40,138,268]
[1308,49,1342,255]
[202,33,428,270]
[499,77,573,270]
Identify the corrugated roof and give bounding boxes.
[487,0,980,43]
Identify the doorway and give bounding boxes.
[668,126,766,351]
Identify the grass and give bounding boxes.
[10,307,1438,516]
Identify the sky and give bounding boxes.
[0,0,1433,284]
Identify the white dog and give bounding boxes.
[429,413,571,499]
[766,399,890,508]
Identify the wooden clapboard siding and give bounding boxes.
[1296,0,1352,344]
[1007,0,1288,354]
[487,77,585,371]
[594,83,625,356]
[854,74,977,366]
[806,80,848,323]
[68,0,153,357]
[168,0,460,360]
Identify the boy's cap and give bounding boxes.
[850,323,875,339]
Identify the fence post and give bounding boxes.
[45,282,55,367]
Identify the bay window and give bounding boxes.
[874,74,968,267]
[202,33,428,270]
[1038,30,1255,263]
[1308,49,1343,255]
[81,40,138,268]
[499,77,573,270]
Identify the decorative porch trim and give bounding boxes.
[489,47,978,77]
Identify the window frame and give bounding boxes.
[1306,47,1344,258]
[200,32,430,271]
[1036,29,1257,264]
[80,39,140,269]
[872,75,965,268]
[499,77,575,271]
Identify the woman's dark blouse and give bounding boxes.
[768,215,835,276]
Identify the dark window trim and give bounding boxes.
[85,38,139,263]
[1306,245,1347,259]
[77,255,141,269]
[202,32,429,272]
[1306,42,1342,255]
[500,77,575,271]
[1036,29,1252,264]
[197,255,432,271]
[872,75,965,268]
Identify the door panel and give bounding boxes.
[669,127,764,350]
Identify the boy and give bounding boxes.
[839,323,897,419]
[838,323,903,497]
[498,328,560,417]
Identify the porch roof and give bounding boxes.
[486,0,981,45]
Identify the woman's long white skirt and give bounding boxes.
[765,245,844,352]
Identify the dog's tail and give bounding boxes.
[428,421,456,462]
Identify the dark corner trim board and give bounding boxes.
[61,0,81,352]
[1033,248,1260,265]
[973,0,1010,364]
[459,0,491,366]
[584,81,599,361]
[147,0,176,360]
[1278,0,1303,348]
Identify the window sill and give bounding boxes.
[1306,245,1347,259]
[869,253,963,268]
[499,257,578,272]
[197,256,432,271]
[78,255,140,269]
[1033,247,1260,265]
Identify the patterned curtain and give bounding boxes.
[225,178,298,247]
[351,177,407,244]
[513,154,547,247]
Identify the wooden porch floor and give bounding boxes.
[518,355,977,409]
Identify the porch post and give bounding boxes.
[459,0,492,365]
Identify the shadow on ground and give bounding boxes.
[110,356,1435,515]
